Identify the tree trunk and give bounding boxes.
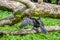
[36,3,60,18]
[0,0,60,26]
[0,0,60,18]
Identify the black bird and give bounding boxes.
[20,17,48,34]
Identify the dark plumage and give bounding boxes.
[20,17,34,28]
[31,17,48,34]
[20,17,48,34]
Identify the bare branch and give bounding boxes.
[0,19,12,26]
[0,26,60,34]
[0,0,27,12]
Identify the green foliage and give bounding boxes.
[0,10,60,40]
[0,10,11,20]
[51,0,56,4]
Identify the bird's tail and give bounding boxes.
[37,17,48,34]
[39,26,48,34]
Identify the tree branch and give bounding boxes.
[0,26,60,34]
[37,3,60,18]
[0,0,60,26]
[0,0,27,12]
[0,0,60,18]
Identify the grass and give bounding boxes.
[0,10,60,40]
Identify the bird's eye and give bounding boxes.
[31,0,38,2]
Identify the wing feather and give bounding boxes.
[20,17,34,28]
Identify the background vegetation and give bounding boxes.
[0,10,60,40]
[0,0,60,40]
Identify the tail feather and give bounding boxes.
[37,17,48,34]
[40,26,48,34]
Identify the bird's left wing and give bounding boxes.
[20,17,34,28]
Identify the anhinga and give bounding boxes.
[20,17,48,34]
